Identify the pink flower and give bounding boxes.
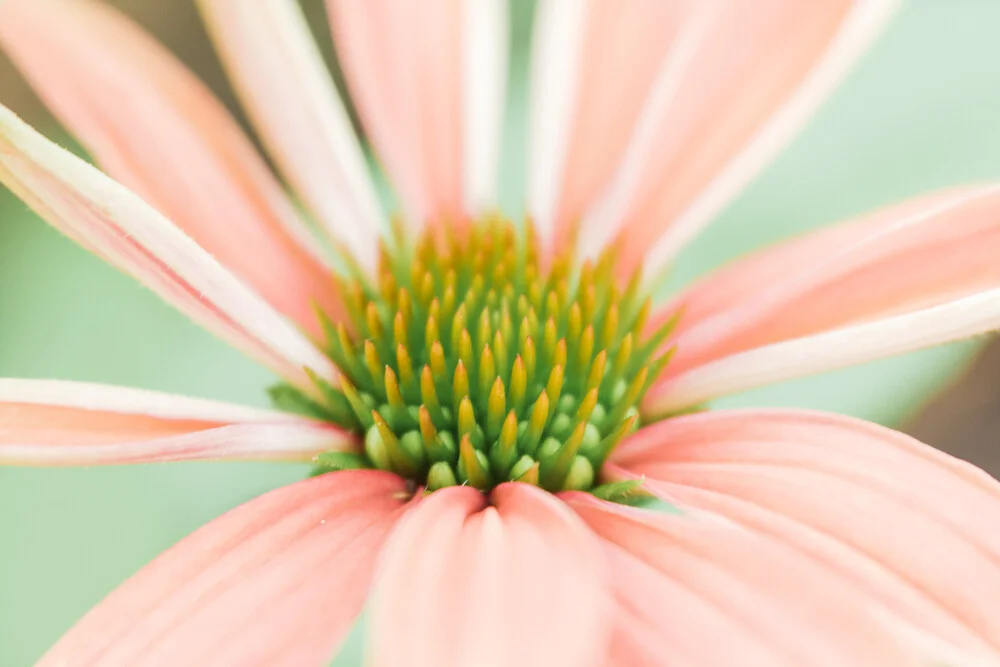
[2,0,1000,665]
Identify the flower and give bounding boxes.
[1,0,1000,665]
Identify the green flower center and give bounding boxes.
[275,217,677,495]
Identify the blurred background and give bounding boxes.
[2,1,1000,664]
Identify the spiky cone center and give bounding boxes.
[276,216,678,497]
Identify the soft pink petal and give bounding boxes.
[566,494,928,667]
[602,540,784,667]
[1,422,356,467]
[528,0,686,247]
[196,0,384,273]
[628,0,901,276]
[558,0,682,228]
[329,0,460,225]
[568,493,916,666]
[650,289,1000,413]
[0,378,354,465]
[0,104,335,387]
[647,185,1000,411]
[329,0,505,227]
[607,0,898,273]
[368,483,612,667]
[0,378,292,425]
[39,470,409,667]
[664,186,1000,375]
[610,409,1000,659]
[0,0,344,336]
[529,1,897,263]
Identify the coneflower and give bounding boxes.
[1,1,999,665]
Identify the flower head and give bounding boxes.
[286,217,674,496]
[2,0,1000,665]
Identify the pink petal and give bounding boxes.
[196,0,384,273]
[610,409,1000,659]
[0,104,335,387]
[328,0,506,226]
[368,483,612,667]
[1,422,356,467]
[529,0,897,264]
[528,0,687,248]
[652,289,1000,412]
[567,493,918,666]
[39,470,409,667]
[620,0,900,276]
[666,186,1000,370]
[647,185,1000,412]
[0,0,343,337]
[603,545,752,667]
[0,378,354,465]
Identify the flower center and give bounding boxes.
[277,216,676,495]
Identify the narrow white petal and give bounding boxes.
[0,378,299,423]
[527,0,588,246]
[649,288,1000,414]
[462,0,509,214]
[642,0,901,282]
[197,0,383,273]
[0,423,352,466]
[0,105,336,386]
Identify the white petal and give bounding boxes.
[0,378,297,423]
[462,0,509,214]
[527,0,588,247]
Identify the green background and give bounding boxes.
[3,2,1000,664]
